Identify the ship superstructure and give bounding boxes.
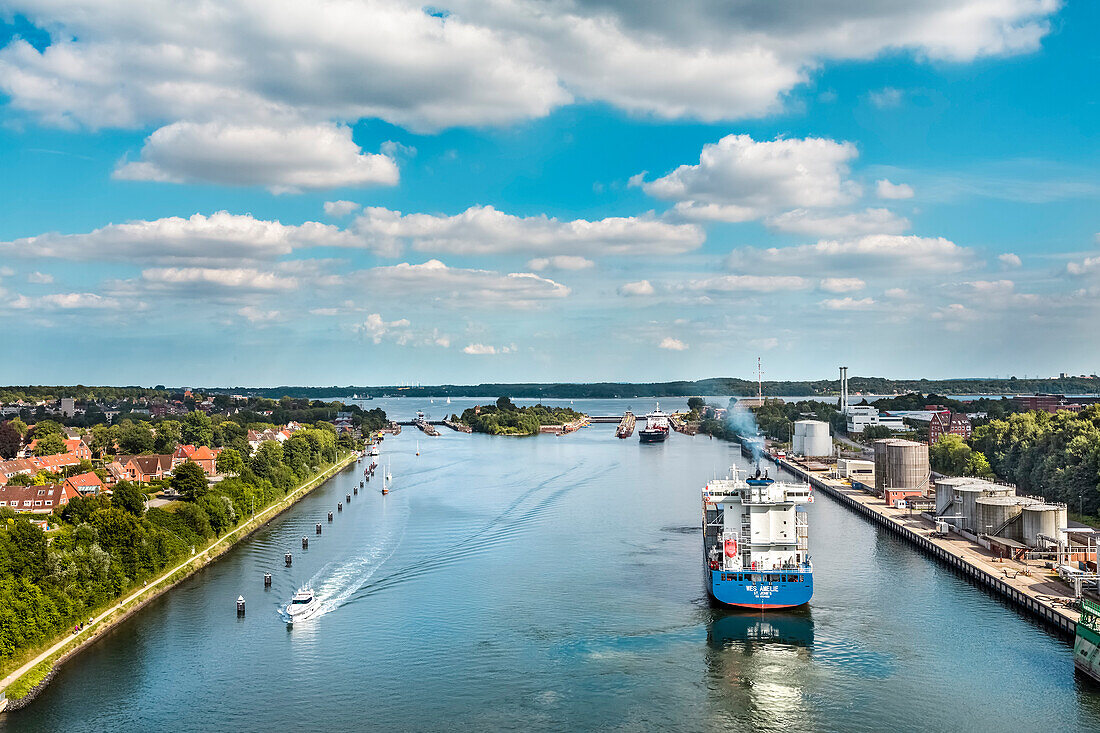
[639,403,671,443]
[702,465,813,608]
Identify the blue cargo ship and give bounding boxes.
[702,465,813,609]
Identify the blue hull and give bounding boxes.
[707,568,813,609]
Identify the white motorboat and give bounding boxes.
[286,586,321,620]
[369,445,380,457]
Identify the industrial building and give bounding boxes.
[792,420,831,457]
[836,458,874,482]
[846,405,907,434]
[873,439,930,505]
[932,475,1068,549]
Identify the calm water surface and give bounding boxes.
[5,399,1100,732]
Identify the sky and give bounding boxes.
[0,0,1097,387]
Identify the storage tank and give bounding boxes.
[935,477,985,516]
[974,496,1037,541]
[793,420,831,457]
[886,440,930,492]
[1021,503,1068,547]
[955,484,1014,533]
[874,439,899,494]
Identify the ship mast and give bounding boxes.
[757,356,763,403]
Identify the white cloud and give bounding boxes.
[822,296,876,310]
[238,306,281,323]
[685,274,809,293]
[820,277,866,293]
[868,87,904,108]
[27,271,54,284]
[658,337,688,351]
[727,234,974,274]
[644,135,860,222]
[0,212,356,265]
[10,292,125,310]
[526,256,595,271]
[876,179,915,199]
[618,280,656,297]
[358,313,412,344]
[324,201,362,218]
[359,259,569,308]
[998,252,1022,268]
[463,343,515,355]
[0,1,1057,134]
[1067,256,1100,276]
[885,288,910,299]
[114,122,399,193]
[353,205,703,256]
[765,207,909,237]
[138,267,298,292]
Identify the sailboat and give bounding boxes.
[446,397,451,405]
[416,440,420,456]
[381,462,392,495]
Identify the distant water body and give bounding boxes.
[5,399,1100,732]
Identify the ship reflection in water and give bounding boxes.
[705,610,815,732]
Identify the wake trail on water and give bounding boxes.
[347,460,617,600]
[298,502,412,621]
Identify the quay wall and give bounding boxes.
[774,456,1078,640]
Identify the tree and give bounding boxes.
[30,420,63,439]
[0,421,21,459]
[86,424,113,456]
[687,397,706,411]
[34,432,67,456]
[965,451,994,479]
[111,480,147,516]
[118,423,155,454]
[861,425,894,441]
[496,396,516,412]
[929,434,972,476]
[8,417,27,438]
[171,460,209,501]
[181,410,214,447]
[215,448,244,476]
[153,420,181,453]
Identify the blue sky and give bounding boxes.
[0,0,1097,386]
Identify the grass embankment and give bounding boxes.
[0,450,357,707]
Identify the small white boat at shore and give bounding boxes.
[286,586,321,621]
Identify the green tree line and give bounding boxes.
[0,424,347,668]
[458,397,585,436]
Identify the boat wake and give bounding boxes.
[289,507,410,622]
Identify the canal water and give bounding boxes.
[4,399,1100,732]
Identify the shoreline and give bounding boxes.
[0,450,360,712]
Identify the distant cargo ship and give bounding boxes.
[702,465,814,609]
[638,403,670,443]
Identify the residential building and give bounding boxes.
[34,452,82,473]
[189,446,219,476]
[65,471,105,496]
[928,412,973,444]
[117,454,174,483]
[0,483,79,513]
[172,444,197,466]
[64,438,92,461]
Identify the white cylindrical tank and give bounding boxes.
[975,496,1037,541]
[1021,503,1068,547]
[934,477,982,516]
[793,420,831,457]
[955,485,1014,533]
[886,440,930,492]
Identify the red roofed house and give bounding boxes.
[64,438,92,461]
[33,452,82,473]
[0,458,39,485]
[65,471,105,496]
[929,412,973,445]
[172,445,197,467]
[0,482,79,513]
[117,454,174,483]
[189,446,220,476]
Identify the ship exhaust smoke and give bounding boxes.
[725,399,763,463]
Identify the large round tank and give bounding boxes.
[934,476,981,516]
[975,496,1036,541]
[874,439,899,494]
[886,440,930,492]
[793,420,831,457]
[955,485,1014,532]
[1021,503,1068,547]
